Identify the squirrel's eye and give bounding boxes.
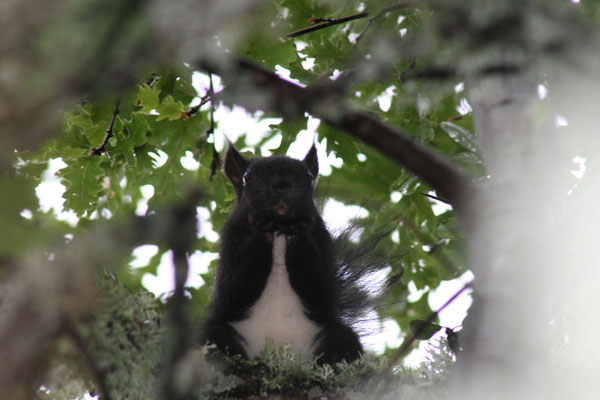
[242,171,251,186]
[307,172,314,186]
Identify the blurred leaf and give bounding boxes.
[451,151,485,177]
[302,35,352,72]
[440,121,480,154]
[0,177,40,255]
[409,319,443,340]
[437,217,465,240]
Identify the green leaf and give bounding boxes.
[128,113,150,145]
[451,151,485,177]
[419,118,435,142]
[138,85,160,114]
[0,177,41,255]
[440,121,480,153]
[241,34,298,68]
[107,113,149,166]
[69,114,107,148]
[288,59,318,83]
[392,169,421,195]
[269,117,308,155]
[437,217,464,239]
[156,96,185,121]
[59,157,104,216]
[393,290,436,333]
[409,319,443,340]
[303,36,351,72]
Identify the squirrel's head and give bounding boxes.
[224,144,319,230]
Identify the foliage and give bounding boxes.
[7,0,596,398]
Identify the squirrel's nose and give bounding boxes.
[274,200,289,215]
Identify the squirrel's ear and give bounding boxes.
[302,143,319,179]
[225,145,249,197]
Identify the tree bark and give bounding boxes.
[453,52,599,398]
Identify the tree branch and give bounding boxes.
[66,323,113,400]
[0,190,204,398]
[91,101,121,156]
[159,191,200,400]
[287,12,369,38]
[205,73,221,182]
[401,63,522,82]
[366,282,472,398]
[184,94,210,118]
[197,57,473,212]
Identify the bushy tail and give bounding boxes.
[333,226,403,328]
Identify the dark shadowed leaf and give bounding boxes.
[409,319,444,340]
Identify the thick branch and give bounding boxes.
[333,111,471,208]
[0,190,203,398]
[198,58,473,211]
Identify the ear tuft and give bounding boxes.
[302,144,319,179]
[224,145,249,198]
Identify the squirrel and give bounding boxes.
[201,144,377,364]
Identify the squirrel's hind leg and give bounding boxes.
[202,320,248,358]
[314,322,363,365]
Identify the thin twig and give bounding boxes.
[421,192,450,204]
[66,323,113,400]
[91,101,120,156]
[210,146,221,182]
[287,12,369,38]
[365,282,472,398]
[205,73,221,182]
[185,94,211,118]
[399,59,417,84]
[355,1,421,45]
[206,73,215,138]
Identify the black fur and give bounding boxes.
[201,144,363,364]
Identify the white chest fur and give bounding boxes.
[231,234,321,359]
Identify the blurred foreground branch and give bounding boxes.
[0,189,203,398]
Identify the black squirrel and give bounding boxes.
[201,144,369,364]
